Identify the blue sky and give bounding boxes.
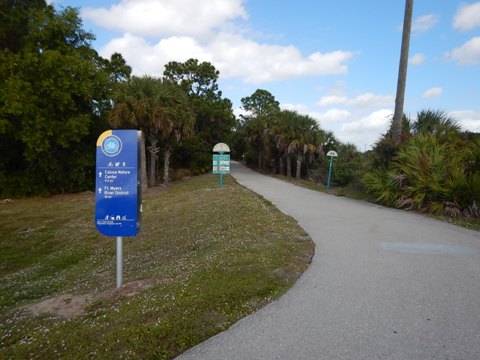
[52,0,480,150]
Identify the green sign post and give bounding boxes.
[213,143,230,189]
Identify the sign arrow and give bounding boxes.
[98,188,102,194]
[99,172,103,178]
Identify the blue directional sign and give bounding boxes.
[95,130,141,237]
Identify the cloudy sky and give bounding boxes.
[53,0,480,150]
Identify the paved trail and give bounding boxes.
[177,162,480,360]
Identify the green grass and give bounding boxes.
[0,174,314,359]
[271,174,372,201]
[271,173,480,231]
[429,215,480,232]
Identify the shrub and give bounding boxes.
[363,134,480,217]
[172,135,211,175]
[369,135,399,170]
[363,168,400,207]
[333,158,361,187]
[170,168,193,182]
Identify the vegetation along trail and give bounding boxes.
[178,161,480,360]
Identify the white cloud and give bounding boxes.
[209,33,354,83]
[336,109,393,148]
[277,101,402,149]
[446,36,480,65]
[453,2,480,31]
[315,109,351,125]
[100,34,212,76]
[412,14,439,33]
[409,53,425,65]
[87,0,355,84]
[449,110,480,132]
[348,93,394,108]
[82,0,248,38]
[340,109,392,133]
[280,103,352,129]
[422,87,443,99]
[316,93,393,109]
[279,104,350,127]
[281,103,310,113]
[101,32,354,83]
[316,95,348,108]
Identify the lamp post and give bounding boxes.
[326,150,338,191]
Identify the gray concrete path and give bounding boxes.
[177,162,480,360]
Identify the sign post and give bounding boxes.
[212,143,230,189]
[326,150,338,192]
[95,130,142,288]
[116,236,123,288]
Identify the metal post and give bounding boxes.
[116,236,123,288]
[327,157,333,191]
[219,151,224,189]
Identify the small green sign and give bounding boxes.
[213,154,230,174]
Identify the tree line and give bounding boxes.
[235,89,351,183]
[109,59,237,188]
[0,2,237,196]
[1,1,131,196]
[0,1,344,197]
[2,1,479,220]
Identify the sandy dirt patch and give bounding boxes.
[26,294,92,318]
[24,279,155,319]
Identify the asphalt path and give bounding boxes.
[177,161,480,360]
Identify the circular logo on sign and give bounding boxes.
[101,135,122,157]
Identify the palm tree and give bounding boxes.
[392,0,414,145]
[322,130,339,154]
[273,111,296,177]
[243,116,267,169]
[274,110,321,179]
[158,84,195,182]
[109,76,194,186]
[109,77,150,188]
[413,109,461,137]
[338,142,358,161]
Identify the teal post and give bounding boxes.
[327,156,334,191]
[219,152,224,189]
[212,144,230,189]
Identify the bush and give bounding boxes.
[363,168,400,207]
[170,168,193,182]
[369,135,400,170]
[363,134,480,217]
[331,161,354,187]
[172,135,211,175]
